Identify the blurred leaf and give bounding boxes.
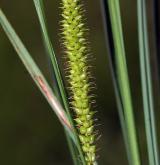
[137,1,160,165]
[100,0,130,162]
[33,0,86,164]
[106,1,141,165]
[0,8,75,142]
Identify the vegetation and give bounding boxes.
[0,0,159,165]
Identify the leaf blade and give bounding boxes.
[137,1,160,165]
[100,0,133,163]
[106,1,141,164]
[32,1,86,164]
[0,8,74,141]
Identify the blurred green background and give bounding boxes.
[0,0,158,164]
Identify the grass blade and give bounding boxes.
[137,1,160,165]
[32,1,86,164]
[106,1,141,164]
[0,8,75,142]
[33,0,65,100]
[100,0,132,163]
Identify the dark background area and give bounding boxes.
[0,0,158,164]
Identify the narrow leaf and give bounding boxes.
[0,8,74,141]
[106,1,141,165]
[32,1,86,165]
[137,1,160,165]
[100,0,132,163]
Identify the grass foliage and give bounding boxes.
[0,1,160,165]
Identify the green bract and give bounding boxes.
[60,0,96,164]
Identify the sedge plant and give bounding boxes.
[1,0,160,165]
[0,0,97,164]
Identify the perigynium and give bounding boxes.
[60,0,96,164]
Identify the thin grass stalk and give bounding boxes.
[32,1,84,164]
[0,8,74,140]
[137,1,160,165]
[100,0,132,163]
[107,1,141,165]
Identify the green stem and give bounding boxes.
[137,1,159,165]
[107,1,141,165]
[33,1,86,164]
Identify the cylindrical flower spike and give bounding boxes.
[60,0,96,164]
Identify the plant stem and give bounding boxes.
[137,1,160,165]
[33,0,86,164]
[107,1,141,165]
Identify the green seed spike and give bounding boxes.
[60,0,96,164]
